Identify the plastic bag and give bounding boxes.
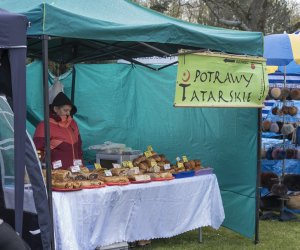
[49,78,64,104]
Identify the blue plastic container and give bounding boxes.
[172,170,195,179]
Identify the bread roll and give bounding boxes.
[128,174,151,181]
[52,170,71,181]
[159,154,166,162]
[52,181,73,189]
[138,161,148,170]
[100,176,129,183]
[270,87,281,100]
[159,172,173,178]
[111,168,129,176]
[148,173,160,179]
[290,89,300,100]
[288,106,298,116]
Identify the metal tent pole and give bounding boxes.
[255,108,262,244]
[71,66,76,103]
[41,35,55,250]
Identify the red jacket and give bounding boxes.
[33,114,83,170]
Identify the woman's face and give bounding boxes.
[54,105,72,117]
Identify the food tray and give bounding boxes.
[81,184,106,189]
[172,170,195,179]
[105,182,130,186]
[151,177,175,181]
[130,180,151,184]
[194,168,214,176]
[52,187,82,192]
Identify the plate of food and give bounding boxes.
[81,184,106,189]
[105,182,130,186]
[52,187,82,192]
[151,176,175,181]
[130,180,152,184]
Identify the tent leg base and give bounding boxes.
[279,210,298,221]
[259,211,279,220]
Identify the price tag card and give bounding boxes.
[73,159,82,166]
[144,150,153,158]
[94,163,102,169]
[176,156,181,162]
[150,160,158,167]
[112,163,121,168]
[71,165,80,173]
[104,170,112,176]
[52,160,62,169]
[182,156,188,162]
[147,145,153,151]
[127,161,134,168]
[133,167,140,174]
[164,163,171,170]
[177,162,184,168]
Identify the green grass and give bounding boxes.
[140,216,300,250]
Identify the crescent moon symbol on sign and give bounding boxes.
[182,70,190,82]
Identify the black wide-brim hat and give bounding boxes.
[50,92,77,115]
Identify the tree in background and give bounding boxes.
[133,0,300,34]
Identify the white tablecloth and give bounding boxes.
[52,174,225,250]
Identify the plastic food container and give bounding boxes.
[172,170,195,178]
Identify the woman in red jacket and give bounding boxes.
[33,92,83,170]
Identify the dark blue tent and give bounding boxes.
[0,8,51,250]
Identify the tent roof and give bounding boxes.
[0,0,263,63]
[0,8,28,47]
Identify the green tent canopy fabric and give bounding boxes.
[0,0,263,242]
[0,0,263,63]
[26,61,258,239]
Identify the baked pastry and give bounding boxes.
[52,170,71,181]
[194,165,201,171]
[262,120,271,132]
[111,167,129,176]
[281,123,295,135]
[281,87,290,100]
[153,155,161,162]
[128,174,151,181]
[70,173,88,180]
[133,155,147,166]
[100,176,129,183]
[194,160,201,166]
[184,162,192,170]
[288,106,298,116]
[52,181,73,189]
[270,87,281,100]
[80,166,90,173]
[87,172,98,180]
[138,161,148,171]
[80,180,104,187]
[270,122,279,133]
[159,154,166,162]
[281,105,289,115]
[147,165,160,173]
[290,89,300,100]
[159,172,173,178]
[148,173,160,179]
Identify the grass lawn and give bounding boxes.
[142,215,300,250]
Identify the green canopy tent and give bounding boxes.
[0,0,262,63]
[0,0,264,249]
